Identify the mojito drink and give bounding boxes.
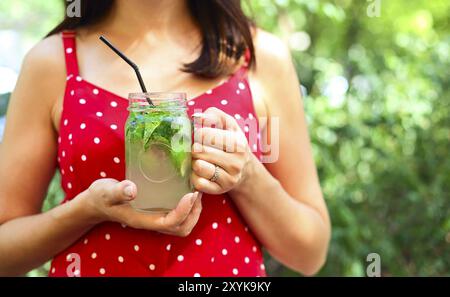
[125,93,192,213]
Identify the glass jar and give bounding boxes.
[125,92,192,213]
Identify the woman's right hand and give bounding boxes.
[82,178,202,237]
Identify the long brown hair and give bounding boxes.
[47,0,255,78]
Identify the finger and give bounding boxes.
[191,143,237,172]
[194,107,239,131]
[192,159,216,180]
[176,194,203,235]
[192,159,233,189]
[194,127,247,152]
[106,180,137,205]
[204,107,239,131]
[191,172,223,194]
[159,192,199,228]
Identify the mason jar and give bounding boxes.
[125,92,192,213]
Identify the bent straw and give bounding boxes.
[99,35,153,105]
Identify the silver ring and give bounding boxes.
[209,165,220,183]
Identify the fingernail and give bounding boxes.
[124,185,134,197]
[191,192,198,205]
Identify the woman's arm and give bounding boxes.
[190,31,330,276]
[0,36,202,276]
[231,31,331,275]
[0,36,99,275]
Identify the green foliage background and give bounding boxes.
[0,0,448,276]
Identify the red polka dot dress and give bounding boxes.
[49,31,266,277]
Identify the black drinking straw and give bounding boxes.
[99,35,153,105]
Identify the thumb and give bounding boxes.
[108,180,137,205]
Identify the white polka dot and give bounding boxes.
[188,100,195,106]
[149,264,155,270]
[118,256,124,263]
[66,47,73,54]
[100,171,106,177]
[66,75,73,81]
[70,90,75,96]
[212,222,218,229]
[110,101,118,107]
[220,99,228,105]
[80,123,86,129]
[239,82,246,90]
[244,257,250,264]
[62,150,66,157]
[234,236,240,243]
[91,252,97,259]
[248,113,254,120]
[68,133,73,140]
[177,255,184,262]
[232,268,239,275]
[81,155,87,161]
[227,217,232,224]
[194,273,201,277]
[244,227,249,232]
[222,199,226,204]
[76,76,82,82]
[113,157,120,164]
[58,137,61,143]
[93,89,99,95]
[234,114,241,120]
[51,267,55,274]
[74,269,80,276]
[253,143,258,151]
[64,119,68,126]
[99,268,105,275]
[166,244,171,251]
[94,137,100,144]
[252,246,257,252]
[70,141,73,145]
[96,111,103,117]
[67,182,72,189]
[211,257,215,263]
[260,264,265,270]
[206,89,213,94]
[79,98,86,104]
[244,126,249,133]
[61,169,65,175]
[110,124,118,130]
[195,239,202,246]
[69,166,74,172]
[134,245,140,251]
[236,89,241,95]
[57,157,61,163]
[105,233,111,240]
[222,249,228,256]
[83,238,88,245]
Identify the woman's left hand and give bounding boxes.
[190,107,254,194]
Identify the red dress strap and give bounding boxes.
[61,30,79,76]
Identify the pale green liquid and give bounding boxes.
[126,139,192,213]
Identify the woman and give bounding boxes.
[0,0,330,276]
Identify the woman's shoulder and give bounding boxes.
[23,34,66,75]
[252,29,292,75]
[16,33,67,113]
[249,29,299,112]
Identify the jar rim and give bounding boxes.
[128,92,187,101]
